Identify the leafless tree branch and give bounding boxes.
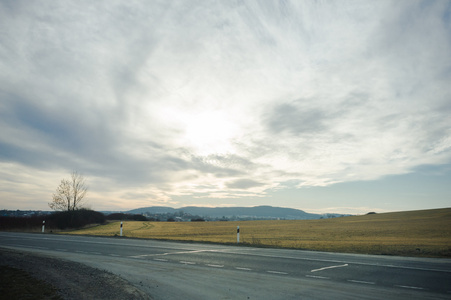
[49,171,88,211]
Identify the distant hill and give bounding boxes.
[127,205,322,220]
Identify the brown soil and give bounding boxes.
[0,248,151,300]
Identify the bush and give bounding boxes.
[106,213,147,221]
[0,209,106,230]
[47,209,106,229]
[0,215,45,230]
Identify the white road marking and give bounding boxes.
[235,267,252,271]
[348,280,375,285]
[311,264,348,272]
[109,254,120,257]
[395,285,425,290]
[3,234,449,274]
[130,249,213,258]
[206,264,224,268]
[159,250,211,255]
[210,248,451,274]
[267,270,288,275]
[180,261,196,265]
[90,252,102,255]
[75,250,86,253]
[56,249,67,251]
[153,258,168,262]
[129,254,152,258]
[305,275,329,279]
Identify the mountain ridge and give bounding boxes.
[126,205,323,220]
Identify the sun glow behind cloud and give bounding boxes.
[0,0,450,211]
[178,110,239,156]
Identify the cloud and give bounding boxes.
[265,102,327,135]
[0,0,450,210]
[226,179,266,190]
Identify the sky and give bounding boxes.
[1,0,450,214]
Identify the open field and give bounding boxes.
[64,208,451,257]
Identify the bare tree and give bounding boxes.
[50,178,72,211]
[49,171,88,211]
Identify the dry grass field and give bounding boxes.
[65,208,451,257]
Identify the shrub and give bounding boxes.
[106,213,147,221]
[47,209,106,229]
[0,215,45,230]
[0,209,106,230]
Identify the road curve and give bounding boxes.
[1,232,450,299]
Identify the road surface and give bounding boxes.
[1,232,450,299]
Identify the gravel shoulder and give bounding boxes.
[0,248,151,300]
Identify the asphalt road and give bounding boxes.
[1,232,450,299]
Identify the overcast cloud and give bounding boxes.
[1,0,450,212]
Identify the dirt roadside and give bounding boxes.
[0,248,151,300]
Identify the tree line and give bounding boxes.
[1,171,206,231]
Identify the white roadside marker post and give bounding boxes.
[120,222,123,237]
[41,220,45,233]
[237,226,240,244]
